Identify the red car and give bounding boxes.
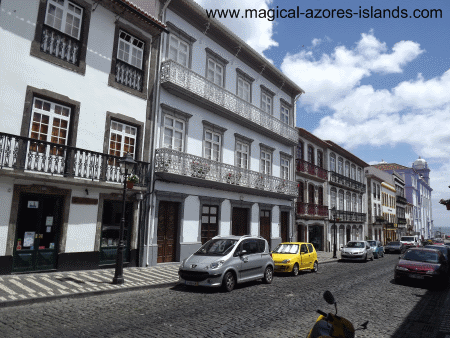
[433,239,445,245]
[394,248,449,286]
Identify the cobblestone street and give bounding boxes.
[0,255,449,338]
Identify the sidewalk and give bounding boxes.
[0,251,338,308]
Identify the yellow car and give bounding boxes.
[271,242,318,276]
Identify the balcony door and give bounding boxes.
[157,201,179,263]
[201,205,218,244]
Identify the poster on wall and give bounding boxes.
[27,201,39,209]
[45,216,53,226]
[23,232,35,247]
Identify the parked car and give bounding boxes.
[385,241,405,254]
[271,242,318,276]
[367,240,384,258]
[400,235,420,249]
[395,247,449,286]
[178,235,274,292]
[426,245,450,266]
[433,238,445,245]
[340,241,374,261]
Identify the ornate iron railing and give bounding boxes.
[296,159,328,180]
[396,195,407,204]
[397,217,407,225]
[160,60,297,143]
[296,202,328,217]
[155,148,297,197]
[330,210,366,222]
[115,59,143,92]
[0,132,149,186]
[40,25,80,65]
[374,216,385,223]
[329,171,366,193]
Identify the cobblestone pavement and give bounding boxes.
[1,254,450,338]
[0,252,338,308]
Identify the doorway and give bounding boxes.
[308,225,323,251]
[259,210,271,243]
[280,211,289,242]
[157,201,179,263]
[232,207,248,236]
[201,205,219,244]
[13,193,63,273]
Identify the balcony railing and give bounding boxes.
[40,25,80,65]
[329,171,366,193]
[297,202,328,217]
[296,159,327,180]
[396,195,407,204]
[155,148,297,197]
[397,217,407,225]
[374,216,385,223]
[115,59,143,92]
[330,209,366,222]
[160,60,297,144]
[0,132,149,187]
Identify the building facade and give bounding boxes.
[295,128,328,251]
[381,179,397,242]
[0,0,166,274]
[140,0,304,266]
[325,141,368,250]
[364,167,384,242]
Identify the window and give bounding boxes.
[117,31,144,69]
[280,155,290,180]
[351,165,356,180]
[29,98,71,154]
[345,161,350,177]
[260,149,272,175]
[203,121,226,162]
[331,188,336,208]
[109,121,137,160]
[338,158,343,175]
[201,205,219,244]
[206,48,228,87]
[346,192,351,211]
[166,22,196,68]
[31,0,91,74]
[307,145,314,164]
[260,86,274,115]
[317,151,323,168]
[236,69,254,103]
[352,194,357,212]
[330,154,336,172]
[377,185,380,199]
[339,190,344,210]
[373,183,376,198]
[318,187,324,206]
[297,141,304,161]
[163,116,184,151]
[281,105,290,124]
[357,168,362,182]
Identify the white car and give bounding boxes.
[340,241,374,261]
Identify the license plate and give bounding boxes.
[409,274,424,279]
[185,281,198,286]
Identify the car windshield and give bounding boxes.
[403,250,440,263]
[272,244,299,254]
[388,242,400,246]
[401,237,415,241]
[367,241,376,246]
[428,246,449,259]
[194,239,237,256]
[346,242,365,248]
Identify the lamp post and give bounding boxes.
[112,153,136,285]
[331,206,337,258]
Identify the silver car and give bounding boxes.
[340,241,374,261]
[178,235,274,292]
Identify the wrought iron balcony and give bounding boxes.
[329,171,366,193]
[160,60,297,145]
[396,195,407,204]
[115,59,143,92]
[330,209,366,222]
[296,159,327,180]
[296,202,328,217]
[0,132,149,187]
[40,25,80,66]
[374,216,385,223]
[397,217,407,225]
[155,148,297,197]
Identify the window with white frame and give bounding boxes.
[237,77,251,102]
[236,141,249,169]
[373,182,376,198]
[168,35,189,67]
[204,130,221,161]
[281,104,290,124]
[163,115,184,151]
[260,148,272,175]
[117,30,144,69]
[261,90,273,114]
[109,121,137,160]
[338,158,343,175]
[345,161,350,177]
[280,156,290,180]
[205,48,228,87]
[339,190,344,210]
[357,168,362,182]
[351,165,356,180]
[330,154,336,172]
[346,192,351,211]
[29,98,71,154]
[45,0,83,40]
[331,188,337,208]
[352,194,357,212]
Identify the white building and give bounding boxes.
[0,0,166,274]
[381,178,397,243]
[138,0,304,265]
[325,141,368,250]
[364,167,384,242]
[295,128,329,251]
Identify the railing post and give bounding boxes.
[64,147,75,178]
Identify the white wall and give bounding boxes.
[0,179,14,256]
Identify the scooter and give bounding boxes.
[307,291,368,338]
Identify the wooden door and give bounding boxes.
[157,201,179,263]
[201,205,218,244]
[232,208,248,236]
[280,211,289,243]
[260,210,271,243]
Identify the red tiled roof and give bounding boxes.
[372,163,410,170]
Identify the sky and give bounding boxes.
[195,0,450,231]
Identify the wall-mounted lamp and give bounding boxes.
[135,192,144,201]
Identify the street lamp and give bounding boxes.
[112,152,136,285]
[331,206,337,258]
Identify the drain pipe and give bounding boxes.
[144,0,172,267]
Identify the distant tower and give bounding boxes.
[412,156,430,185]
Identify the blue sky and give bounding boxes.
[196,0,450,230]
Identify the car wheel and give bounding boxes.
[370,254,374,261]
[374,252,378,259]
[263,266,273,284]
[364,253,368,262]
[312,261,318,273]
[222,271,236,292]
[292,263,299,276]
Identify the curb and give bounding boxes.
[0,281,178,309]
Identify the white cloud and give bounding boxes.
[195,0,278,54]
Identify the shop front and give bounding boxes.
[308,224,324,251]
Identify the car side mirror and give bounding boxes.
[239,250,247,256]
[399,256,402,259]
